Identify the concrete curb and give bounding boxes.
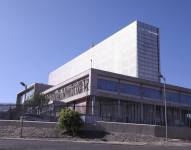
[0,137,147,146]
[0,137,191,146]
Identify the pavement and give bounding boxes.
[1,138,191,150]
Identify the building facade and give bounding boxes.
[16,20,191,127]
[48,21,160,86]
[43,69,191,127]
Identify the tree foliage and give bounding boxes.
[24,94,49,107]
[58,109,83,136]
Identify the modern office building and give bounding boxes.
[17,20,191,127]
[49,21,160,86]
[44,68,191,126]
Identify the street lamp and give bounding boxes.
[159,74,168,142]
[20,82,27,104]
[19,82,27,138]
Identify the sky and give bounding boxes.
[0,0,191,103]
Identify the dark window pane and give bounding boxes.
[143,87,161,100]
[181,94,191,105]
[120,83,140,96]
[97,79,118,92]
[166,92,179,103]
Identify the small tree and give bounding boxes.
[24,94,49,113]
[58,109,83,136]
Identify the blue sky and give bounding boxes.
[0,0,191,103]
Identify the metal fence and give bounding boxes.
[1,103,191,128]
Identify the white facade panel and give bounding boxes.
[49,21,138,85]
[48,20,160,85]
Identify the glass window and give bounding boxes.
[166,91,179,103]
[120,83,140,96]
[142,87,161,100]
[26,89,35,100]
[20,88,35,103]
[181,94,191,105]
[97,78,118,92]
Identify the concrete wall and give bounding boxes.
[0,120,60,138]
[95,121,191,140]
[1,120,191,139]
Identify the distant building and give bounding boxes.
[16,83,52,104]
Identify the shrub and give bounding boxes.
[58,109,83,136]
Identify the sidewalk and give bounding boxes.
[1,137,191,147]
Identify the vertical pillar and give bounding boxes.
[91,96,95,115]
[179,108,182,123]
[118,99,121,121]
[154,105,156,125]
[141,103,144,124]
[73,101,75,111]
[91,96,96,123]
[161,106,164,125]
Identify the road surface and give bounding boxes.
[0,139,191,150]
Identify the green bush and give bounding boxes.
[58,109,83,136]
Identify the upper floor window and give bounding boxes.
[181,94,191,105]
[97,78,118,92]
[166,91,179,103]
[120,83,140,96]
[142,87,161,100]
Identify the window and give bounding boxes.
[142,87,161,100]
[120,83,140,96]
[166,91,179,103]
[181,94,191,105]
[26,89,35,100]
[97,78,118,92]
[20,88,35,103]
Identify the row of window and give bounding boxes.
[138,34,158,41]
[139,64,159,70]
[138,24,158,31]
[139,50,159,57]
[97,78,191,105]
[138,48,159,54]
[138,36,158,41]
[139,40,158,45]
[139,54,158,60]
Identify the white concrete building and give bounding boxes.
[48,20,160,85]
[16,20,191,129]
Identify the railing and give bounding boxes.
[0,103,191,128]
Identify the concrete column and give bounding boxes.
[161,106,164,125]
[91,96,95,115]
[141,103,144,123]
[118,99,121,121]
[179,108,182,122]
[73,101,75,111]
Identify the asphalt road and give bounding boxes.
[0,139,191,150]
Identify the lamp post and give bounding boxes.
[159,74,168,142]
[19,82,27,138]
[20,82,27,104]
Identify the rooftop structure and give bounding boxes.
[49,20,160,86]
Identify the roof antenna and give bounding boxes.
[90,59,93,69]
[91,42,95,48]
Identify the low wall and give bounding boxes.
[0,120,191,139]
[0,120,60,138]
[95,121,191,140]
